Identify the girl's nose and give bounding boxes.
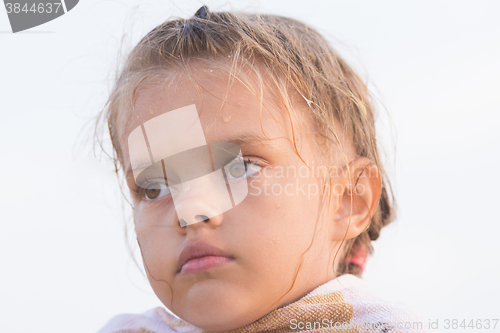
[174,198,225,228]
[171,168,231,231]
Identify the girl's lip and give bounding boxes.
[179,255,234,274]
[176,240,233,274]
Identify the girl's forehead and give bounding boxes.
[119,75,313,175]
[121,76,298,151]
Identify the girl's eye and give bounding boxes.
[144,182,171,200]
[229,162,246,178]
[226,158,262,180]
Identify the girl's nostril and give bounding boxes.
[198,215,209,221]
[180,219,188,227]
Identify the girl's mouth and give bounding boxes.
[177,240,234,274]
[180,255,234,274]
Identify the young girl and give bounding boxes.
[96,6,432,333]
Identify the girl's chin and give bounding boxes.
[168,285,269,330]
[179,307,267,332]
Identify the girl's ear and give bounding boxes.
[330,157,381,241]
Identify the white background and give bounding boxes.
[1,1,499,332]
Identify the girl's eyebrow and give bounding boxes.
[227,127,294,146]
[223,133,277,149]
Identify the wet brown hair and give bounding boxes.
[96,6,395,282]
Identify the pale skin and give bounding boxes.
[119,67,381,331]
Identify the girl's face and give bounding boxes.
[121,70,344,331]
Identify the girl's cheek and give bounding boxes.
[136,198,175,218]
[134,211,176,269]
[133,211,173,247]
[247,178,263,197]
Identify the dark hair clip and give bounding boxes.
[194,5,209,20]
